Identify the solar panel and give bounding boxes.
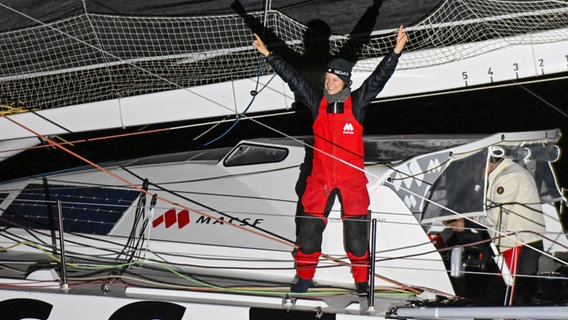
[0,183,140,235]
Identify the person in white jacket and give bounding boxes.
[480,158,545,253]
[446,157,545,305]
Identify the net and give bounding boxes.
[0,0,567,112]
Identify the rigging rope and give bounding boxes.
[201,55,266,146]
[3,226,568,298]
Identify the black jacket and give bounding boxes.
[266,51,400,124]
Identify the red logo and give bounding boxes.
[152,208,190,229]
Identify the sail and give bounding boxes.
[0,0,567,152]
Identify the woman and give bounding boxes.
[252,26,408,295]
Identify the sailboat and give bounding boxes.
[1,0,567,157]
[0,129,567,318]
[1,1,568,319]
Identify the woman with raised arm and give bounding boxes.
[253,26,408,296]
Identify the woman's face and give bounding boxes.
[324,73,344,95]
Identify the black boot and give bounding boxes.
[355,281,369,297]
[291,277,314,293]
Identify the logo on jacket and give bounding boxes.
[343,122,355,134]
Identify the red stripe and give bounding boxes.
[152,215,164,228]
[164,208,177,228]
[177,210,190,228]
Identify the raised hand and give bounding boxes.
[252,33,270,57]
[394,25,409,54]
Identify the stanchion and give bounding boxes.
[56,200,69,289]
[368,218,377,312]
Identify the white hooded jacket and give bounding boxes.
[478,159,545,251]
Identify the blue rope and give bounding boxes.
[202,55,265,147]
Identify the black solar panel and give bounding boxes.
[0,183,140,235]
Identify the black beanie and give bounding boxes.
[326,58,352,83]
